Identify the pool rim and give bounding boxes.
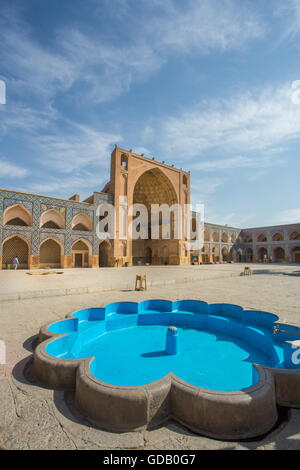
[33,299,300,439]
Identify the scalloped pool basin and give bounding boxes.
[46,300,300,392]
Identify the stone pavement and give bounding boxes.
[1,264,300,450]
[0,263,297,302]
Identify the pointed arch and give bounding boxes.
[99,240,113,267]
[72,238,92,268]
[257,233,267,242]
[40,209,66,229]
[71,213,93,232]
[212,245,220,263]
[244,247,253,262]
[290,232,300,241]
[273,247,285,263]
[212,231,219,242]
[291,246,300,263]
[222,246,229,262]
[243,234,253,243]
[39,237,64,268]
[272,233,284,242]
[2,234,30,269]
[257,247,268,262]
[221,232,228,243]
[3,204,33,227]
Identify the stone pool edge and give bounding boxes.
[32,311,300,440]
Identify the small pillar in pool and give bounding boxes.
[166,326,178,355]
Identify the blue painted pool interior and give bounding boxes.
[46,300,300,391]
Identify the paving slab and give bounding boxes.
[0,264,300,449]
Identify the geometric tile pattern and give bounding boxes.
[4,198,33,212]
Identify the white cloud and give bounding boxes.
[156,83,300,161]
[36,122,122,173]
[0,1,266,107]
[147,0,265,54]
[0,103,57,135]
[277,208,300,224]
[190,155,284,172]
[275,0,300,39]
[0,158,29,178]
[23,171,105,199]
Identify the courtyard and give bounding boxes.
[1,263,300,450]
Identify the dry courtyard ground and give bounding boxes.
[1,263,300,450]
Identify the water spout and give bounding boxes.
[166,326,178,355]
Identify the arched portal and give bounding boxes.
[3,204,33,227]
[257,233,267,242]
[99,240,113,267]
[230,246,237,262]
[222,246,229,262]
[257,247,268,262]
[204,230,210,242]
[274,247,285,263]
[244,247,253,262]
[71,213,93,232]
[39,238,62,268]
[272,233,284,242]
[40,209,65,229]
[243,234,253,243]
[132,168,178,265]
[291,246,300,263]
[221,232,228,243]
[72,239,92,268]
[202,245,210,263]
[212,232,219,242]
[290,232,300,241]
[2,235,29,269]
[212,246,219,263]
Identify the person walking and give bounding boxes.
[12,256,20,270]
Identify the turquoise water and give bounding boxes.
[46,300,300,392]
[88,325,270,390]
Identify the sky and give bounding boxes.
[1,0,300,228]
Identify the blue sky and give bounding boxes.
[1,0,300,227]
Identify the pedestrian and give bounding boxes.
[12,255,20,270]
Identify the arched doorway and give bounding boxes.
[222,247,229,262]
[71,213,93,232]
[212,232,219,242]
[204,230,210,242]
[274,247,285,263]
[99,241,112,267]
[257,247,268,262]
[40,209,65,229]
[2,236,29,269]
[221,232,228,243]
[39,239,62,268]
[290,232,300,241]
[3,204,33,227]
[132,168,178,265]
[72,240,91,268]
[212,246,219,263]
[230,246,237,262]
[291,246,300,263]
[244,247,253,263]
[272,233,284,242]
[257,233,267,242]
[202,245,209,263]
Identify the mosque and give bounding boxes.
[0,146,299,269]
